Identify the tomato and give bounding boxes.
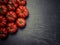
[7,0,18,11]
[16,18,26,28]
[0,0,8,4]
[7,23,17,34]
[0,16,7,27]
[0,28,7,39]
[0,5,7,14]
[16,6,29,18]
[16,0,26,6]
[6,11,17,22]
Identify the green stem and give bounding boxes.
[11,3,14,7]
[21,10,24,13]
[10,26,13,29]
[8,14,12,18]
[0,8,2,12]
[19,20,23,24]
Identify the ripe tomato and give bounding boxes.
[16,18,26,28]
[0,16,7,27]
[6,11,17,22]
[16,6,29,18]
[16,0,26,6]
[0,0,8,4]
[0,28,7,39]
[7,23,17,34]
[7,0,18,11]
[0,5,7,14]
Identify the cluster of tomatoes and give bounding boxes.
[0,0,29,39]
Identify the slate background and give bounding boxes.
[0,0,59,45]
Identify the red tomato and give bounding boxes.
[0,5,7,14]
[7,23,17,34]
[16,18,26,28]
[0,0,8,4]
[0,28,7,39]
[7,0,18,11]
[0,16,7,27]
[16,6,29,18]
[16,0,26,6]
[6,11,17,22]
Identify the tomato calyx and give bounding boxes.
[0,8,3,12]
[0,32,2,34]
[10,3,14,7]
[19,20,23,24]
[8,14,12,18]
[10,26,13,29]
[21,10,24,13]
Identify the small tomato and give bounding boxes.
[16,18,26,28]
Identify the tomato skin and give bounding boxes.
[16,6,29,18]
[0,16,7,27]
[7,0,18,11]
[16,18,26,28]
[0,5,7,14]
[6,11,17,22]
[0,0,8,4]
[0,28,7,39]
[16,0,26,6]
[7,23,17,34]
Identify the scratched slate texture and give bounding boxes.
[0,0,59,45]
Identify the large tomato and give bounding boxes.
[0,28,7,39]
[0,16,7,27]
[0,0,8,4]
[16,6,29,18]
[16,0,26,6]
[7,23,17,34]
[0,5,7,14]
[6,11,17,22]
[7,0,18,11]
[16,18,26,28]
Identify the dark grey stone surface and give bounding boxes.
[0,0,59,45]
